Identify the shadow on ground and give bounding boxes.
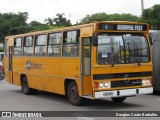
[10,88,145,110]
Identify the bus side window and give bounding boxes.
[48,33,62,57]
[35,34,47,56]
[14,38,22,56]
[63,30,80,57]
[24,36,33,56]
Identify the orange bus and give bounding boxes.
[4,21,153,105]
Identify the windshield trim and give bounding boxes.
[96,33,151,65]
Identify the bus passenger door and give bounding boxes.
[8,46,13,83]
[81,37,92,95]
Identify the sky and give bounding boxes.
[0,0,159,24]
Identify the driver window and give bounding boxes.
[83,37,91,75]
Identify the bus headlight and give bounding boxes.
[146,80,150,84]
[142,78,152,86]
[104,82,109,87]
[99,82,104,88]
[142,80,146,84]
[94,81,111,89]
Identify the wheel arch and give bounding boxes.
[20,74,27,86]
[64,79,76,95]
[65,79,83,105]
[64,78,82,96]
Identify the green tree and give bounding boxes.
[142,4,160,30]
[31,26,49,31]
[80,12,141,23]
[44,17,53,26]
[53,13,71,26]
[81,12,108,23]
[109,13,140,21]
[29,21,49,31]
[29,21,42,26]
[9,26,32,35]
[53,13,65,24]
[18,12,28,23]
[0,12,29,42]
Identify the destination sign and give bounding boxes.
[117,25,143,31]
[98,24,147,31]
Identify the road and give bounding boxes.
[0,80,160,119]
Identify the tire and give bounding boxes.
[67,81,83,106]
[21,76,37,95]
[111,97,126,103]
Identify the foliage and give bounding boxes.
[49,25,64,29]
[80,12,141,23]
[0,12,51,43]
[0,4,160,44]
[53,13,72,26]
[142,4,160,30]
[44,17,53,26]
[44,13,72,27]
[0,12,29,42]
[31,25,49,31]
[29,21,43,26]
[29,21,49,31]
[9,25,32,35]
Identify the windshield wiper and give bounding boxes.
[134,57,141,66]
[111,61,115,67]
[111,54,115,67]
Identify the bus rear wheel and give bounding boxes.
[21,76,37,95]
[67,81,83,106]
[111,97,126,103]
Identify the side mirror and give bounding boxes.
[93,35,98,46]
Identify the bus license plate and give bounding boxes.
[103,92,113,96]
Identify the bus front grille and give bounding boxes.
[111,79,142,88]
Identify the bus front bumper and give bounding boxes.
[95,87,153,99]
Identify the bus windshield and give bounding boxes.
[97,33,150,64]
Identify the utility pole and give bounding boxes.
[141,0,144,15]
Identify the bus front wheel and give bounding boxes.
[111,97,126,103]
[21,76,37,95]
[67,81,83,106]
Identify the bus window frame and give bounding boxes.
[14,37,23,56]
[96,32,151,65]
[62,30,80,57]
[48,32,62,57]
[34,34,47,57]
[23,36,34,56]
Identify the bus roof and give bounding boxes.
[5,21,148,39]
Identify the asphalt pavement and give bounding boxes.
[0,80,160,119]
